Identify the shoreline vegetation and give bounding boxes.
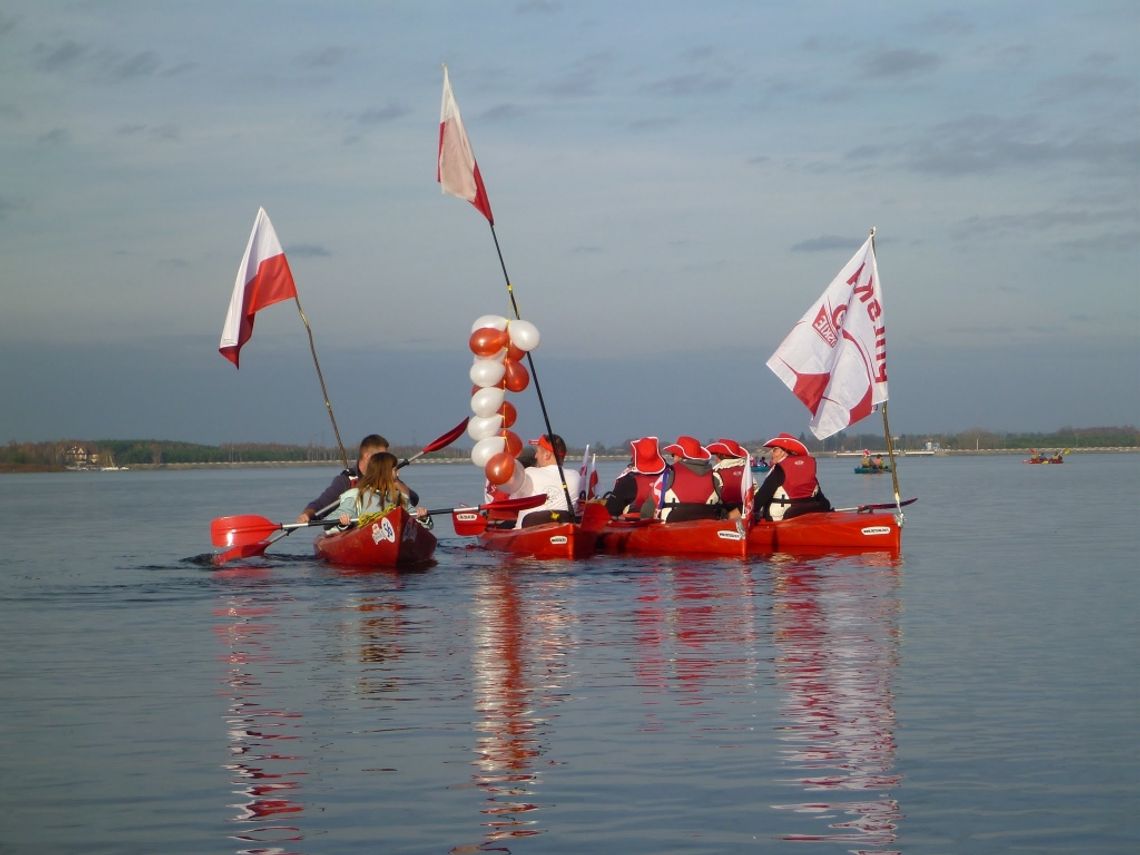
[2,427,1137,473]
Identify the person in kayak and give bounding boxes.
[656,435,721,522]
[753,433,831,521]
[297,434,419,523]
[332,452,427,529]
[603,436,667,518]
[706,438,749,516]
[509,434,581,528]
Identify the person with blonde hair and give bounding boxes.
[333,452,425,529]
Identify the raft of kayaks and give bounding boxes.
[854,464,891,473]
[314,506,437,567]
[471,502,902,560]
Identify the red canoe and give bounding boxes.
[748,510,901,553]
[314,506,437,567]
[593,517,749,558]
[478,522,595,560]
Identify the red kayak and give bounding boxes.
[314,506,437,567]
[748,510,901,553]
[593,517,749,558]
[478,521,595,560]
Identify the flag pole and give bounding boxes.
[293,295,349,470]
[487,223,577,518]
[869,227,902,512]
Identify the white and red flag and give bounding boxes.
[437,65,494,224]
[219,207,297,368]
[766,233,888,439]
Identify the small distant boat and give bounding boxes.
[1024,449,1068,465]
[854,464,891,474]
[751,460,770,473]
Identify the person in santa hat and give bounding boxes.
[603,436,667,518]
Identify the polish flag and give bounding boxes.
[437,65,494,224]
[767,233,888,439]
[219,207,297,368]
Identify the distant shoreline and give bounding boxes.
[3,447,1137,474]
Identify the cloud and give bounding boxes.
[627,116,680,132]
[645,72,733,97]
[116,123,180,142]
[951,207,1137,241]
[297,46,349,69]
[860,48,940,79]
[36,127,69,145]
[1035,71,1135,103]
[33,39,87,73]
[0,11,17,36]
[547,51,613,97]
[790,235,864,253]
[0,194,29,220]
[96,49,160,81]
[906,113,1140,176]
[351,101,410,126]
[285,243,332,258]
[516,0,561,13]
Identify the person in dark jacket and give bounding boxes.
[753,433,830,521]
[296,434,419,523]
[604,436,667,518]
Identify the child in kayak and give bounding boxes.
[334,452,426,529]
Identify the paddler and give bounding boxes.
[508,434,581,528]
[297,433,419,523]
[752,433,831,521]
[331,452,427,530]
[657,435,721,523]
[603,436,667,518]
[706,438,749,516]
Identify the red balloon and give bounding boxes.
[501,430,522,457]
[507,343,526,362]
[498,400,517,428]
[469,327,509,358]
[503,359,529,393]
[485,451,516,486]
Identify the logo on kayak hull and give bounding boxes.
[860,526,892,536]
[372,518,396,544]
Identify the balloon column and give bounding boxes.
[466,314,541,495]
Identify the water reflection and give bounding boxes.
[461,568,576,850]
[768,553,903,853]
[634,562,760,723]
[213,578,306,854]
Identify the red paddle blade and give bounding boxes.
[481,494,547,513]
[210,514,281,547]
[212,539,274,566]
[452,508,488,536]
[423,417,470,453]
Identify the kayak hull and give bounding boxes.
[748,511,901,552]
[479,522,596,560]
[594,518,749,558]
[314,506,437,567]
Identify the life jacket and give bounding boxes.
[660,463,719,521]
[713,459,745,506]
[778,456,820,499]
[616,471,660,517]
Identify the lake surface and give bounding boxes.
[1,455,1137,854]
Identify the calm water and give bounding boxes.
[1,455,1137,854]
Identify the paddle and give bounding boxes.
[397,417,469,469]
[832,497,918,513]
[579,500,613,533]
[447,494,551,537]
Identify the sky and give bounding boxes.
[1,0,1138,451]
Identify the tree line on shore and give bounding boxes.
[2,425,1137,471]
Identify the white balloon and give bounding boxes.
[503,461,526,494]
[508,319,541,352]
[467,414,503,441]
[469,358,506,388]
[471,314,509,333]
[471,435,506,468]
[470,386,506,418]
